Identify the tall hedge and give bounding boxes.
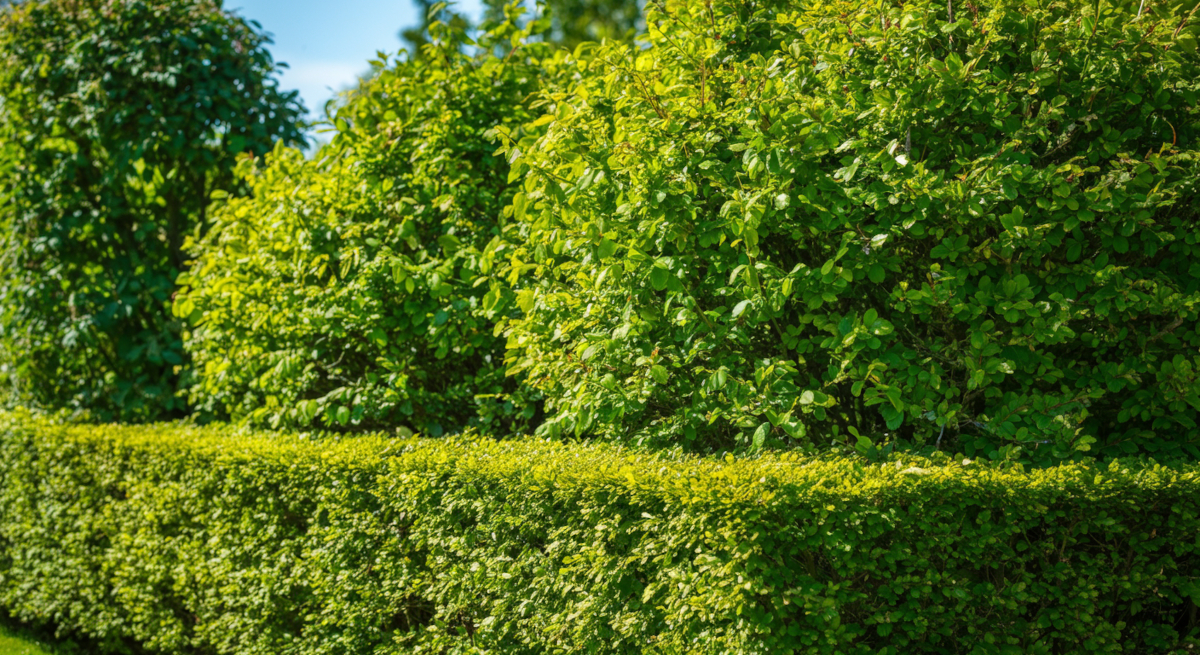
[1,412,1197,654]
[0,0,305,421]
[494,0,1200,463]
[176,10,558,435]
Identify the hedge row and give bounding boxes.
[1,411,1197,654]
[167,0,1200,463]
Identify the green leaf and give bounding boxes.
[752,422,770,449]
[650,266,670,291]
[650,365,669,384]
[517,290,537,313]
[855,432,874,456]
[513,192,528,221]
[841,159,860,182]
[945,53,963,75]
[881,405,903,430]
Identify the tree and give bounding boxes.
[0,0,305,421]
[496,0,1200,463]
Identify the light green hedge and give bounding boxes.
[0,411,1197,654]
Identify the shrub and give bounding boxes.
[175,10,557,435]
[495,0,1200,463]
[0,0,305,421]
[0,412,1198,654]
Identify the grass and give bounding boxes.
[0,615,109,655]
[0,625,53,655]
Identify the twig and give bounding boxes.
[947,0,954,46]
[1174,0,1200,39]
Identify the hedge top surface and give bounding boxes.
[10,411,1198,505]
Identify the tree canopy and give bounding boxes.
[0,0,305,421]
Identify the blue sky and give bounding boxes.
[227,0,485,122]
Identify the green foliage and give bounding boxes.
[176,8,557,435]
[1,412,1198,654]
[456,0,642,51]
[520,0,642,47]
[496,0,1200,463]
[401,0,473,54]
[0,0,305,422]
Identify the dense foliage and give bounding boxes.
[176,10,556,435]
[495,0,1200,463]
[0,0,304,421]
[9,0,1200,652]
[1,412,1197,654]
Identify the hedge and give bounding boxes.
[175,7,555,437]
[0,411,1197,654]
[495,0,1200,461]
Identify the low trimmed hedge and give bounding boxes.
[0,412,1197,654]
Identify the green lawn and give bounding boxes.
[0,625,54,655]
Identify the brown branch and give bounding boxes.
[1147,315,1184,344]
[1174,0,1200,38]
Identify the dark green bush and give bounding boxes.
[175,9,557,436]
[1,411,1197,654]
[0,0,305,422]
[495,0,1200,463]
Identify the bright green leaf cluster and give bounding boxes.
[498,0,1200,463]
[2,411,1198,653]
[176,7,561,435]
[0,0,305,421]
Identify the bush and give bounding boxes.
[175,9,556,436]
[495,0,1200,463]
[1,411,1197,654]
[0,0,305,421]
